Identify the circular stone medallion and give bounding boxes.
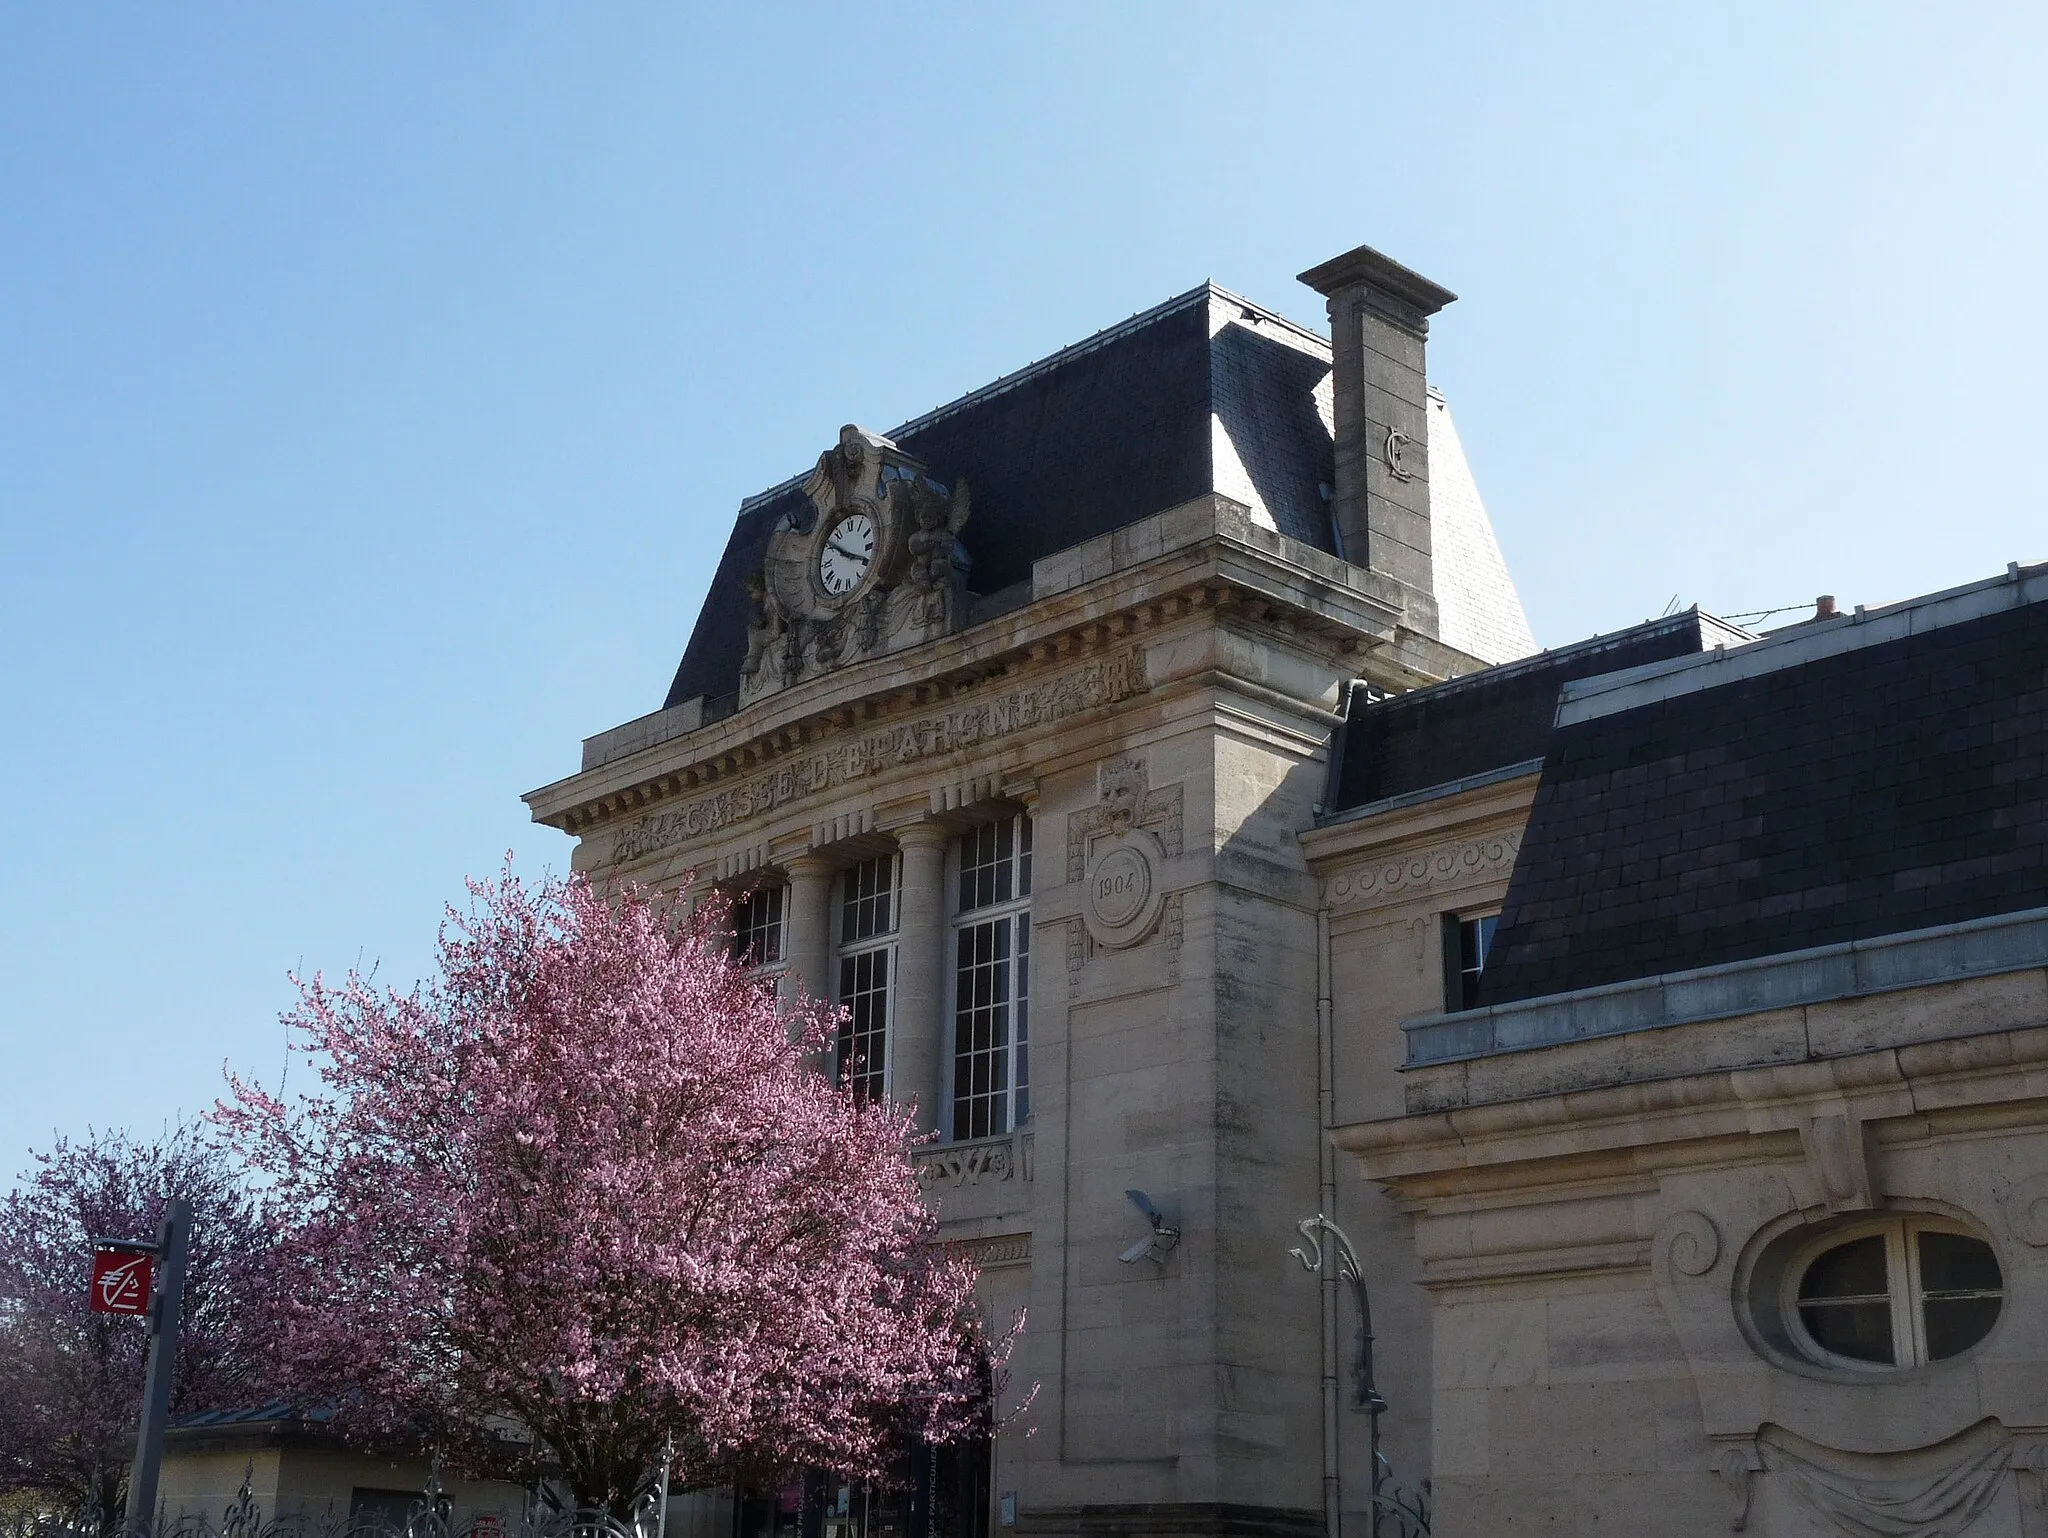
[1083,829,1166,949]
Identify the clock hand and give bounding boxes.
[828,540,869,563]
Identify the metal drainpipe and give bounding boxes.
[1317,904,1340,1538]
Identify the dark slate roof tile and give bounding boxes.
[663,287,1344,711]
[1327,611,1751,813]
[1477,593,2048,1005]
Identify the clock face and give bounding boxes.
[818,511,876,597]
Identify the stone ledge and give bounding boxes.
[582,696,705,772]
[1404,905,2048,1068]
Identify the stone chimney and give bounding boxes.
[1298,242,1457,638]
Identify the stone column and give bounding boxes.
[891,820,953,1135]
[781,852,836,1008]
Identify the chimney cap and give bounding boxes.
[1298,242,1457,314]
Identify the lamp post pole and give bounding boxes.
[126,1198,191,1534]
[1289,1213,1424,1538]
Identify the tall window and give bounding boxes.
[1443,911,1498,1012]
[731,884,785,970]
[836,854,898,1102]
[951,814,1031,1140]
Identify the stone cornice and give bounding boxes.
[1303,767,1536,866]
[526,497,1476,840]
[1335,1022,2048,1194]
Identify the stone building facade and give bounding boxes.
[525,219,2048,1538]
[524,242,1533,1538]
[1319,564,2048,1535]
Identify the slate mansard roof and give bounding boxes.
[1326,609,1756,814]
[1477,563,2048,1007]
[663,284,1534,711]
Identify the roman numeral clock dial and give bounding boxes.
[818,511,876,597]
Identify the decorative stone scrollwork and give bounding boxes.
[1066,756,1185,974]
[2004,1171,2048,1246]
[1714,1442,1759,1532]
[740,424,971,705]
[914,1129,1034,1188]
[1325,831,1522,909]
[941,1232,1031,1269]
[1758,1418,2014,1538]
[1657,1209,1722,1278]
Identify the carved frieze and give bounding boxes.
[915,1129,1035,1188]
[941,1232,1032,1269]
[607,649,1148,864]
[1324,830,1522,910]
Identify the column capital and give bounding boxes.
[782,850,837,881]
[892,819,955,854]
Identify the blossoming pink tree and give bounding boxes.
[0,1124,273,1529]
[217,868,995,1518]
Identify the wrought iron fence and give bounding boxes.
[1,1464,652,1538]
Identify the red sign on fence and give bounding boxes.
[89,1246,154,1315]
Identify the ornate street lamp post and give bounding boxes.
[1289,1214,1428,1538]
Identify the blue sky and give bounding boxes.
[3,4,2045,1164]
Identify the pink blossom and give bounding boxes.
[0,1124,275,1528]
[217,866,997,1516]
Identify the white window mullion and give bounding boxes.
[835,854,899,1103]
[949,813,1033,1142]
[1889,1224,1922,1368]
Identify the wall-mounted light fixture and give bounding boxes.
[1118,1188,1181,1265]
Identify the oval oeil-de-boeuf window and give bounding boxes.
[1791,1219,2003,1370]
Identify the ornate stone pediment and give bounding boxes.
[740,424,971,705]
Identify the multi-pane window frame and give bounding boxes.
[729,882,787,978]
[834,853,900,1104]
[1441,908,1501,1013]
[1784,1217,2005,1372]
[946,812,1033,1143]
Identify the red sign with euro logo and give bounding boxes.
[89,1246,154,1315]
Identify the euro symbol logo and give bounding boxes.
[89,1249,152,1315]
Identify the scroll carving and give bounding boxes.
[1715,1443,1759,1532]
[914,1130,1034,1188]
[1658,1209,1722,1279]
[1325,831,1522,909]
[2005,1172,2048,1247]
[941,1232,1031,1269]
[742,425,971,704]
